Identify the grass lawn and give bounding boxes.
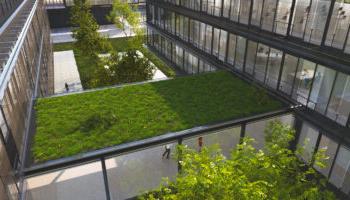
[33,71,284,162]
[54,37,176,89]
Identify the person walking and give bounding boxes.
[198,136,203,152]
[65,82,69,92]
[162,144,172,159]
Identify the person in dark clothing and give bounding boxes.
[198,136,203,152]
[65,82,69,92]
[162,144,172,159]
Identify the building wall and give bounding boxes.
[0,0,53,199]
[151,0,350,55]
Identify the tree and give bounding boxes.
[108,0,143,49]
[93,51,155,87]
[70,0,111,59]
[141,121,335,200]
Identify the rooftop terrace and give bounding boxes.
[32,71,284,163]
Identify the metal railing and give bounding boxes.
[22,107,293,200]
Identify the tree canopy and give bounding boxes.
[70,0,111,59]
[70,0,154,87]
[142,121,336,200]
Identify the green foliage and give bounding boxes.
[108,0,141,36]
[70,0,111,59]
[141,122,335,200]
[94,51,155,87]
[33,71,282,162]
[53,38,175,89]
[108,0,144,50]
[80,111,118,134]
[253,86,269,105]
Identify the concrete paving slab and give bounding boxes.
[54,50,83,94]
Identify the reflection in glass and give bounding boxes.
[234,36,246,71]
[325,0,350,49]
[183,126,241,158]
[274,0,292,35]
[227,34,237,66]
[254,43,269,82]
[329,146,350,194]
[106,143,178,200]
[251,0,264,27]
[219,30,227,61]
[266,48,282,89]
[308,65,336,114]
[261,0,278,31]
[245,114,294,150]
[314,135,338,177]
[213,28,220,57]
[279,54,299,95]
[297,122,319,163]
[326,73,350,126]
[291,59,316,105]
[245,41,258,75]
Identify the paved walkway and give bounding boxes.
[51,23,146,43]
[54,51,83,94]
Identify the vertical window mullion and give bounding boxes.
[306,64,318,107]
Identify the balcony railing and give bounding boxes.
[22,108,293,200]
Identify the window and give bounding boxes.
[199,22,206,50]
[230,0,240,22]
[234,36,246,71]
[325,0,350,49]
[290,0,311,39]
[239,0,251,25]
[297,122,319,163]
[326,73,350,126]
[254,43,269,82]
[265,48,282,89]
[291,59,316,105]
[314,135,338,177]
[212,28,220,57]
[245,41,258,75]
[274,0,293,35]
[218,30,228,61]
[223,0,231,18]
[329,145,350,194]
[291,0,332,45]
[205,25,213,54]
[304,0,331,45]
[279,54,299,95]
[227,34,237,65]
[251,0,264,27]
[261,0,279,31]
[308,65,336,114]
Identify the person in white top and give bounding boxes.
[162,144,172,159]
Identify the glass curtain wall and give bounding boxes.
[291,0,332,45]
[308,65,336,113]
[147,28,217,74]
[325,0,350,49]
[326,73,350,126]
[158,0,350,54]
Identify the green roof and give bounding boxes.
[33,71,283,162]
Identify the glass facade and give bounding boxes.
[147,29,217,74]
[147,4,350,128]
[152,0,350,55]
